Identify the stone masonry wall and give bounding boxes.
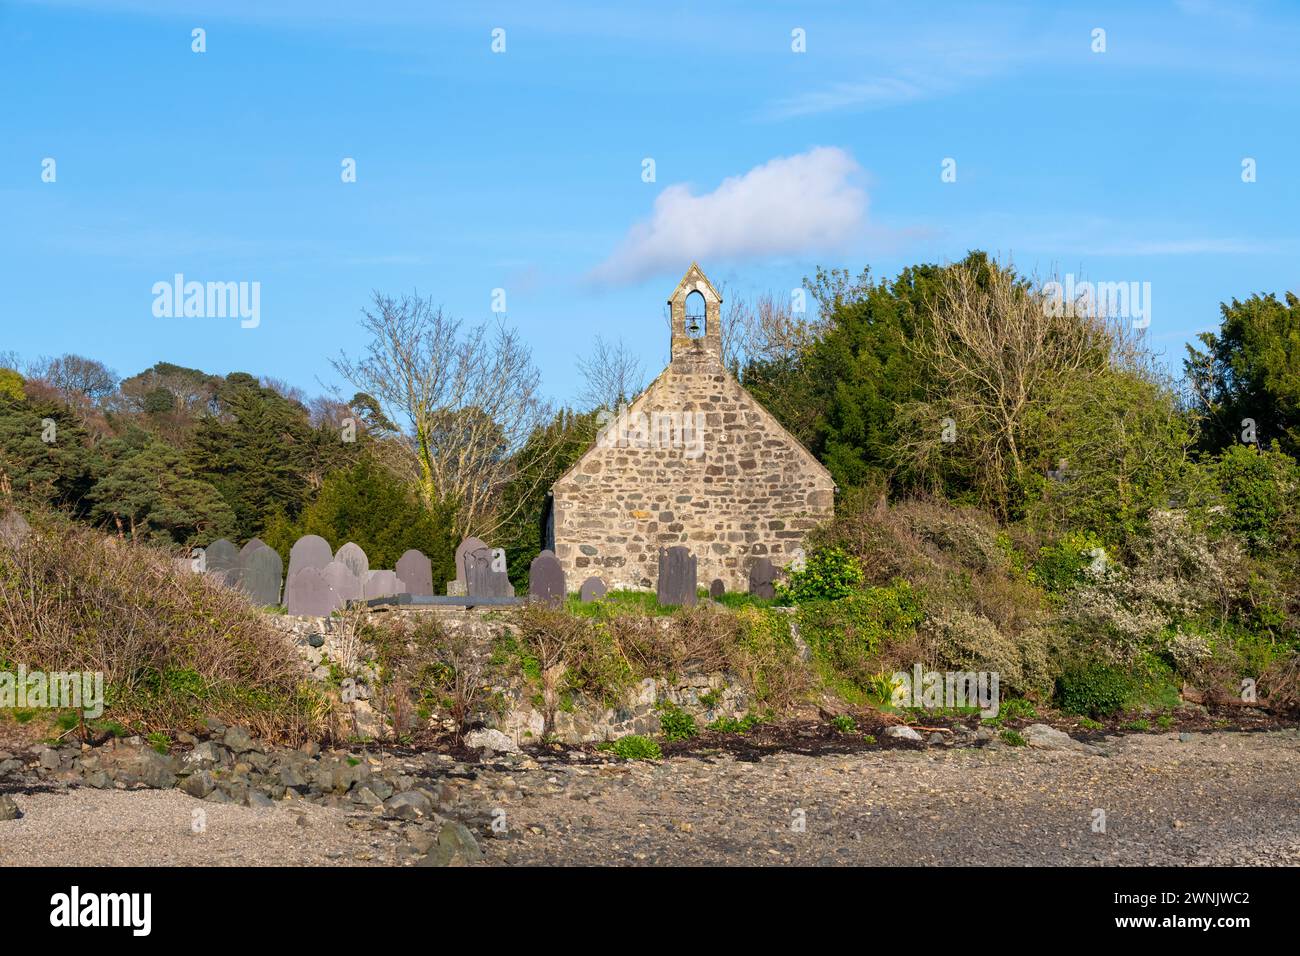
[551,358,836,592]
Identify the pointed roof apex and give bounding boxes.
[668,262,722,303]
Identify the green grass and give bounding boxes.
[1000,729,1027,746]
[565,590,678,617]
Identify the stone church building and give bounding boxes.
[547,264,835,592]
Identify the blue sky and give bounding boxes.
[2,0,1297,406]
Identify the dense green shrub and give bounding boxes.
[601,734,662,760]
[797,581,923,691]
[1054,664,1132,717]
[657,701,697,741]
[1030,530,1106,594]
[779,546,864,603]
[1213,442,1297,554]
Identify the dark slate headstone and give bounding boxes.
[709,578,726,600]
[335,542,369,580]
[0,510,31,549]
[288,534,333,580]
[465,546,513,598]
[363,569,405,601]
[284,567,334,617]
[239,538,269,561]
[748,558,776,600]
[657,546,697,607]
[395,549,434,597]
[323,561,363,608]
[528,549,565,608]
[579,576,608,603]
[240,544,283,606]
[454,536,488,586]
[204,538,239,576]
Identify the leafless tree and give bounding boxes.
[894,261,1120,516]
[332,291,558,539]
[29,354,118,407]
[720,290,825,373]
[575,335,646,412]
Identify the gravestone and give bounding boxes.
[709,578,726,600]
[579,576,608,603]
[288,535,333,580]
[528,549,565,608]
[240,545,283,606]
[395,549,434,596]
[363,569,405,601]
[204,538,239,577]
[464,546,513,599]
[239,538,269,561]
[748,557,776,600]
[284,567,334,617]
[449,536,489,594]
[657,546,697,607]
[322,561,363,609]
[788,548,807,573]
[335,542,370,580]
[0,510,31,549]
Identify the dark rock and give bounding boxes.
[223,726,258,754]
[180,770,217,798]
[383,790,433,821]
[417,821,483,866]
[0,795,21,820]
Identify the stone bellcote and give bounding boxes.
[669,263,723,365]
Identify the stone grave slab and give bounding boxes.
[284,567,334,617]
[335,542,369,580]
[579,576,608,603]
[748,557,776,600]
[240,544,283,606]
[323,561,363,608]
[395,549,434,596]
[288,535,333,579]
[528,549,565,607]
[657,546,697,607]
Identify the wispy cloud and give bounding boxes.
[588,147,867,286]
[760,72,941,121]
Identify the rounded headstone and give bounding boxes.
[322,561,363,609]
[288,535,333,579]
[579,576,608,603]
[335,542,370,580]
[709,578,726,600]
[204,538,239,575]
[395,549,434,596]
[528,549,565,608]
[240,544,283,606]
[239,538,269,561]
[454,536,488,585]
[284,567,334,617]
[748,557,776,600]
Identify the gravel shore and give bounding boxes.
[2,729,1296,866]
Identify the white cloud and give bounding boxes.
[589,147,866,285]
